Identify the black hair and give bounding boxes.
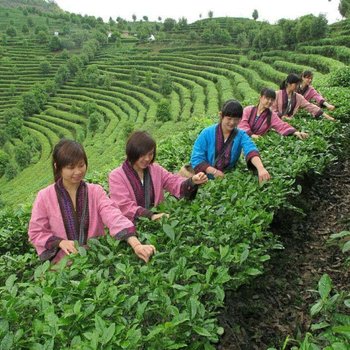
[52,139,88,182]
[260,87,276,99]
[126,131,156,165]
[280,73,301,90]
[301,70,313,79]
[221,99,243,118]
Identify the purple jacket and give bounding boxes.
[28,183,135,263]
[299,85,325,106]
[239,106,296,136]
[109,163,188,222]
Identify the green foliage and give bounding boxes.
[6,26,16,37]
[156,98,171,122]
[14,143,32,169]
[163,18,176,31]
[252,9,259,21]
[159,71,173,95]
[39,60,51,75]
[329,66,350,87]
[49,35,62,51]
[339,0,350,18]
[4,163,18,180]
[3,108,23,124]
[0,150,10,177]
[130,67,140,85]
[289,274,350,349]
[88,111,104,132]
[5,118,23,139]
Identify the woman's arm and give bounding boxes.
[96,185,155,262]
[250,156,271,183]
[28,191,67,261]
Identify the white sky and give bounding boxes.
[54,0,342,24]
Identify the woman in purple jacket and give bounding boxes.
[28,139,155,264]
[109,131,207,223]
[298,70,335,111]
[239,88,308,140]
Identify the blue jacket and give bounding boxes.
[190,124,259,171]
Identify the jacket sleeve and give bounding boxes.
[298,94,324,118]
[270,111,296,136]
[109,170,153,221]
[240,131,260,162]
[238,107,253,135]
[95,185,136,240]
[28,191,62,261]
[271,92,282,117]
[190,128,211,172]
[158,165,198,200]
[308,86,325,106]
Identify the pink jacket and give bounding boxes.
[272,90,323,118]
[28,183,135,263]
[299,85,325,106]
[239,106,296,136]
[109,163,187,221]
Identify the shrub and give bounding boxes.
[4,162,18,180]
[329,66,350,87]
[156,98,171,122]
[39,61,51,75]
[14,143,32,169]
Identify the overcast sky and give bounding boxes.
[54,0,342,24]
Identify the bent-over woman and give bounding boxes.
[190,99,271,183]
[28,139,155,264]
[298,70,335,111]
[239,88,308,140]
[109,131,207,222]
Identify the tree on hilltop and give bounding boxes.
[339,0,350,17]
[208,11,213,18]
[252,9,259,20]
[163,18,176,31]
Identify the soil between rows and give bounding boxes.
[218,157,350,350]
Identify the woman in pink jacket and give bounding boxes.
[239,88,308,140]
[109,131,207,222]
[298,70,335,111]
[28,139,155,264]
[272,73,335,122]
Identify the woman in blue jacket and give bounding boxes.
[190,99,270,183]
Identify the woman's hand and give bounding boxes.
[207,166,224,179]
[59,240,78,255]
[191,172,208,185]
[251,134,260,139]
[151,212,169,221]
[257,167,271,184]
[323,113,335,121]
[325,102,335,111]
[294,131,309,140]
[133,244,156,263]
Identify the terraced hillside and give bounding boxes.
[0,12,349,206]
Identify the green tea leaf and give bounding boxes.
[193,326,212,337]
[163,224,175,241]
[341,240,350,253]
[318,274,332,300]
[101,323,115,345]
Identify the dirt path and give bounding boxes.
[218,158,350,350]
